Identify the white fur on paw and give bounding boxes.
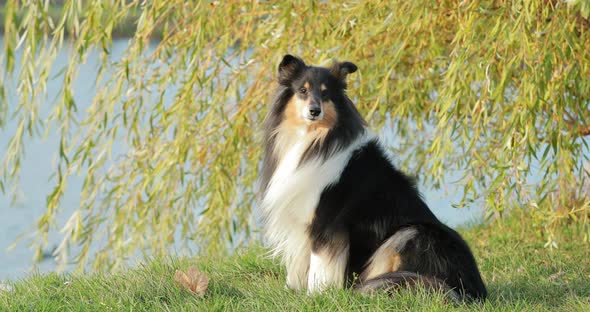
[307,253,330,293]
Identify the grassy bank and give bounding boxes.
[1,214,589,311]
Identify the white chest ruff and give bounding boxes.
[261,132,373,258]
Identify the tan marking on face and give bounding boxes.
[308,100,338,142]
[271,97,309,161]
[272,87,339,158]
[283,96,307,127]
[320,84,327,91]
[304,81,311,90]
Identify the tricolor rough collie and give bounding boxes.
[259,54,487,301]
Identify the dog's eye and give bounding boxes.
[298,87,307,94]
[321,90,329,100]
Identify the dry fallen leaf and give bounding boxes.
[174,266,209,296]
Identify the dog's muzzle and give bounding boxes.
[304,103,323,121]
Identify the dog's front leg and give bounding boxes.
[307,234,349,293]
[285,248,310,290]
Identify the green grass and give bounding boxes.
[1,214,589,311]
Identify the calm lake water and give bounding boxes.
[0,38,483,281]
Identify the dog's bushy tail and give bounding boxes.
[353,271,462,303]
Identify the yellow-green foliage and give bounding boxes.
[1,0,589,270]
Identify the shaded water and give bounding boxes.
[0,38,483,280]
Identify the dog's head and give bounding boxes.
[261,55,366,191]
[276,54,358,130]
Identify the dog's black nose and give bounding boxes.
[309,106,321,117]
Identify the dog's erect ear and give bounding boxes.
[278,54,306,85]
[331,61,358,80]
